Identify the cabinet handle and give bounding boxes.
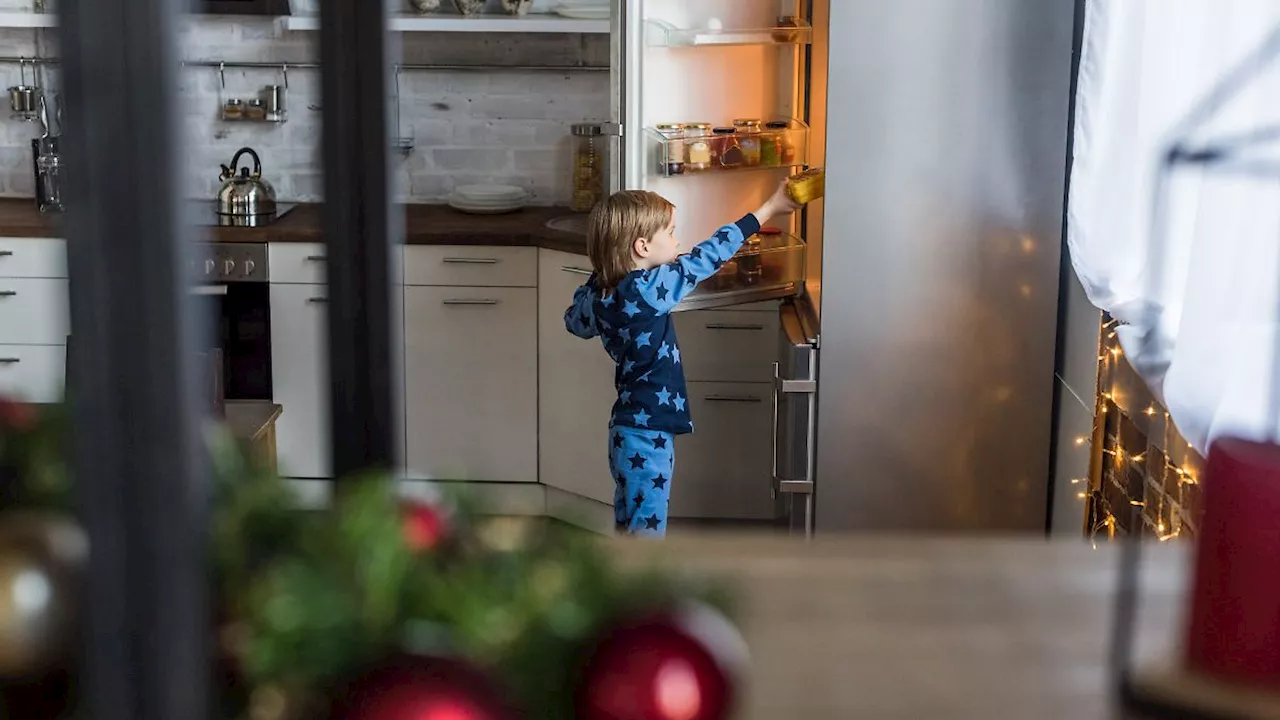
[305,255,327,262]
[705,323,765,331]
[561,266,592,276]
[442,257,500,265]
[705,394,764,403]
[443,298,500,306]
[0,250,12,257]
[307,297,329,304]
[0,357,19,364]
[0,290,15,297]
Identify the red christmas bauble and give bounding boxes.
[576,602,749,720]
[402,499,449,552]
[330,655,516,720]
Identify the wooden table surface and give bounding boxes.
[614,534,1190,720]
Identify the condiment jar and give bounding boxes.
[761,120,789,166]
[656,123,686,175]
[684,123,713,172]
[733,119,764,166]
[570,122,606,212]
[246,98,267,121]
[712,127,742,168]
[222,98,244,120]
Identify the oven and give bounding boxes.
[193,243,272,402]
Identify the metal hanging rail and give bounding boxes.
[0,55,608,71]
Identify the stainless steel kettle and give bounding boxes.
[217,147,276,222]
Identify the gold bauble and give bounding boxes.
[0,511,88,677]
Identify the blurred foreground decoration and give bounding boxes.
[1114,23,1280,720]
[0,397,746,720]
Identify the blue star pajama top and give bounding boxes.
[564,213,761,536]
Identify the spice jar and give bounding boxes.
[684,123,713,172]
[570,123,605,212]
[246,98,267,121]
[222,98,244,120]
[656,123,686,175]
[712,127,742,169]
[733,119,763,166]
[762,120,789,166]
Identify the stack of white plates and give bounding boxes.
[448,184,528,215]
[552,0,608,20]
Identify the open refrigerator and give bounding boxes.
[608,0,824,533]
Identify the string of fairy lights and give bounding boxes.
[1074,317,1201,546]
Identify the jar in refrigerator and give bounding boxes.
[656,123,686,175]
[737,232,764,286]
[570,123,605,212]
[733,119,764,166]
[785,167,826,204]
[712,127,743,168]
[762,120,789,166]
[684,122,713,172]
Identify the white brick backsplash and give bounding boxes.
[0,20,608,205]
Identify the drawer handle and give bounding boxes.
[443,298,501,306]
[307,297,329,304]
[705,394,764,403]
[0,250,12,257]
[443,257,500,265]
[705,323,765,331]
[305,255,327,262]
[0,357,19,364]
[561,266,593,276]
[0,290,15,297]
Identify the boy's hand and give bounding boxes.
[753,179,803,224]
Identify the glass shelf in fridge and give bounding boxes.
[675,230,806,312]
[648,120,810,178]
[646,18,813,48]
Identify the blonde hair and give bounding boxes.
[586,190,675,291]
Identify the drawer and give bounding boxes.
[673,381,778,520]
[268,243,328,285]
[675,309,780,383]
[404,246,536,288]
[0,279,69,345]
[0,345,66,403]
[0,238,67,279]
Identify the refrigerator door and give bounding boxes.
[814,0,1075,532]
[616,0,808,246]
[775,297,818,535]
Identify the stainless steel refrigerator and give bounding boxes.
[611,0,1076,533]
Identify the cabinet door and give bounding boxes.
[0,345,65,403]
[672,381,779,521]
[404,286,537,483]
[538,250,617,504]
[270,284,331,479]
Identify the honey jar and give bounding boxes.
[785,167,825,204]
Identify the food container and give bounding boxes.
[684,123,713,172]
[656,123,686,175]
[683,230,806,307]
[245,98,267,121]
[222,98,244,120]
[733,119,763,167]
[786,167,825,204]
[761,121,789,166]
[712,127,742,168]
[570,123,605,212]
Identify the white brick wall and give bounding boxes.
[0,16,608,204]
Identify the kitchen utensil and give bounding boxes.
[217,147,277,220]
[408,0,441,11]
[36,154,63,213]
[501,0,533,14]
[8,60,40,119]
[453,184,526,203]
[261,84,287,121]
[452,0,484,15]
[552,3,608,19]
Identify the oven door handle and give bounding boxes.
[191,284,229,296]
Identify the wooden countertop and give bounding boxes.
[222,400,282,443]
[0,198,588,254]
[613,534,1189,720]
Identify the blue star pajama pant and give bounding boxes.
[608,426,675,537]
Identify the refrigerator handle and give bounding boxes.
[770,361,781,500]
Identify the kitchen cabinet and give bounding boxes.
[675,307,780,383]
[672,381,779,521]
[537,249,617,504]
[404,285,537,483]
[0,344,65,403]
[0,278,69,345]
[269,283,331,479]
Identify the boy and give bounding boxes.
[563,181,801,536]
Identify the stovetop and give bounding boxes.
[186,201,288,283]
[187,201,297,229]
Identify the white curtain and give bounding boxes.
[1068,0,1280,452]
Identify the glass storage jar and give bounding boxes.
[656,123,686,175]
[761,120,789,166]
[712,127,742,168]
[570,122,605,212]
[733,119,764,166]
[684,122,713,172]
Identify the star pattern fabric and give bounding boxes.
[562,214,759,437]
[609,425,675,537]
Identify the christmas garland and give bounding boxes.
[0,400,748,720]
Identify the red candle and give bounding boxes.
[1186,437,1280,688]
